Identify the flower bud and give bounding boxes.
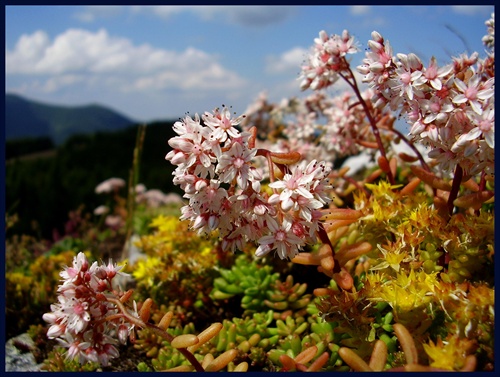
[118,324,130,345]
[95,266,107,280]
[357,64,370,75]
[42,312,57,324]
[96,279,108,292]
[371,31,383,43]
[369,62,385,73]
[106,344,120,358]
[85,347,99,363]
[341,29,351,42]
[46,324,64,338]
[368,40,383,53]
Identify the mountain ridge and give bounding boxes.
[5,93,137,145]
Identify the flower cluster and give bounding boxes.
[356,27,494,176]
[481,13,494,52]
[95,177,126,194]
[243,90,391,166]
[43,252,135,366]
[299,29,360,91]
[166,106,332,259]
[32,12,494,373]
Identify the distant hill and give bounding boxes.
[5,93,137,145]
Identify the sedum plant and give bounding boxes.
[129,214,221,316]
[41,12,494,371]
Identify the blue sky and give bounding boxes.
[5,5,494,122]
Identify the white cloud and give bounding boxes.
[75,5,296,27]
[73,6,125,23]
[265,47,309,74]
[42,75,86,93]
[350,6,371,15]
[6,28,247,94]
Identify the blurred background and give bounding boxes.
[6,5,493,121]
[4,5,494,239]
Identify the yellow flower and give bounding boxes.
[370,242,411,272]
[149,214,180,233]
[366,269,436,313]
[364,181,403,199]
[200,245,213,257]
[423,335,475,370]
[132,256,162,286]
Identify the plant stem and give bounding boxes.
[447,164,463,217]
[338,64,395,185]
[388,127,431,172]
[107,296,205,372]
[122,124,147,260]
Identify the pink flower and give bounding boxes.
[388,53,425,102]
[168,120,213,169]
[255,218,304,259]
[216,142,257,190]
[357,31,394,86]
[62,297,91,333]
[299,29,358,91]
[56,333,91,364]
[93,205,109,216]
[95,178,126,194]
[104,214,124,230]
[421,96,454,125]
[44,252,136,366]
[452,74,494,114]
[60,252,89,284]
[202,106,245,143]
[421,57,453,90]
[269,168,314,208]
[454,105,494,149]
[268,159,330,222]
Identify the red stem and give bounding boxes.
[106,297,205,372]
[388,127,431,172]
[447,164,463,217]
[338,64,395,185]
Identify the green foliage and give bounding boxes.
[42,348,100,372]
[5,121,180,239]
[5,249,76,339]
[210,254,280,315]
[134,322,200,371]
[5,136,54,159]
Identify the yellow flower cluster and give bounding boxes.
[365,269,438,316]
[315,178,494,370]
[423,335,476,370]
[128,214,223,308]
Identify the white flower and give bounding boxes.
[60,252,89,285]
[453,106,494,150]
[61,297,91,333]
[56,332,91,364]
[452,74,494,115]
[202,106,244,143]
[255,218,304,259]
[216,142,256,190]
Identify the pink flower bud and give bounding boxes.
[370,62,385,73]
[368,40,383,53]
[46,324,64,338]
[371,31,384,43]
[117,324,130,345]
